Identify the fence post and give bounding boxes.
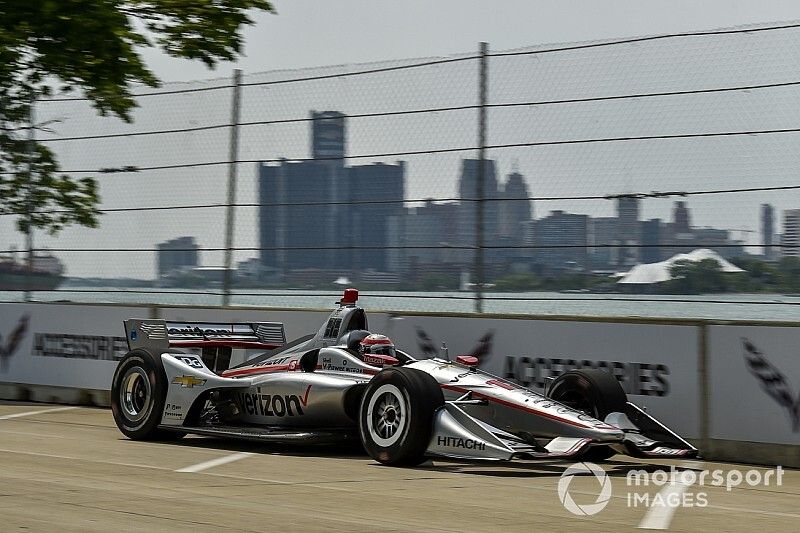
[24,94,36,302]
[222,69,243,307]
[474,42,488,313]
[698,322,711,456]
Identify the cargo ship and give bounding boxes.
[0,253,64,291]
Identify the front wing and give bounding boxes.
[425,401,698,461]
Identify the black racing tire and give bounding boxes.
[358,367,444,466]
[547,369,627,461]
[111,349,184,441]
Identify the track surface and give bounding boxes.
[0,402,798,532]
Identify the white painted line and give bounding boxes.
[0,429,77,439]
[637,484,690,529]
[0,446,796,520]
[0,406,78,420]
[708,504,800,519]
[0,447,347,491]
[176,451,253,473]
[637,463,694,530]
[0,447,168,472]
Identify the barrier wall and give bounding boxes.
[387,315,700,439]
[705,325,800,467]
[0,304,141,394]
[1,302,797,466]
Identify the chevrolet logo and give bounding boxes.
[171,376,207,388]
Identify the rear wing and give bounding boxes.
[124,319,286,352]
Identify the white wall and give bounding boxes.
[3,302,799,450]
[708,325,800,445]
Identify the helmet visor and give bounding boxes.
[368,344,396,357]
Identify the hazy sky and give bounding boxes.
[142,0,800,80]
[7,1,800,280]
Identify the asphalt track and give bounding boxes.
[0,402,797,532]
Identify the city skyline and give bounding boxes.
[3,21,800,279]
[242,108,768,285]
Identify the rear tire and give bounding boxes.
[111,349,184,440]
[547,369,627,461]
[359,367,444,466]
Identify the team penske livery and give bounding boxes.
[111,289,697,465]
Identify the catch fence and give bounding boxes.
[3,21,800,316]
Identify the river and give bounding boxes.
[2,287,799,321]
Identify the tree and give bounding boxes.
[0,0,274,234]
[728,256,777,292]
[666,258,727,294]
[493,272,541,291]
[776,257,800,292]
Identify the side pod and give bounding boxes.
[160,353,255,427]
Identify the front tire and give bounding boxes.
[111,349,183,440]
[359,367,444,466]
[547,369,627,461]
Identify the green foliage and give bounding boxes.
[664,258,729,294]
[727,256,776,292]
[420,274,459,291]
[541,274,591,291]
[776,257,800,292]
[493,272,541,291]
[0,0,273,233]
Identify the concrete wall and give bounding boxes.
[1,301,797,466]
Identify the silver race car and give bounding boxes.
[111,289,697,466]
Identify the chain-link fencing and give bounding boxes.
[3,21,800,318]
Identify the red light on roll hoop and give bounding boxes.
[456,355,479,367]
[341,288,359,305]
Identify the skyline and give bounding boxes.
[154,158,761,285]
[3,19,800,278]
[8,151,778,281]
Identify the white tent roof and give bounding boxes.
[617,249,745,285]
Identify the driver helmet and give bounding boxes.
[358,333,397,358]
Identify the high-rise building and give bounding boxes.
[260,111,348,273]
[456,159,499,267]
[311,110,346,161]
[616,196,641,266]
[641,219,663,264]
[762,204,775,259]
[588,217,618,267]
[347,162,405,272]
[673,201,692,234]
[692,228,744,259]
[534,210,588,271]
[259,160,333,271]
[781,209,800,258]
[404,200,462,267]
[259,112,405,276]
[310,111,349,268]
[498,171,532,242]
[662,201,696,256]
[157,237,199,278]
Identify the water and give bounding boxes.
[2,287,800,322]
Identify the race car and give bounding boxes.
[111,289,697,466]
